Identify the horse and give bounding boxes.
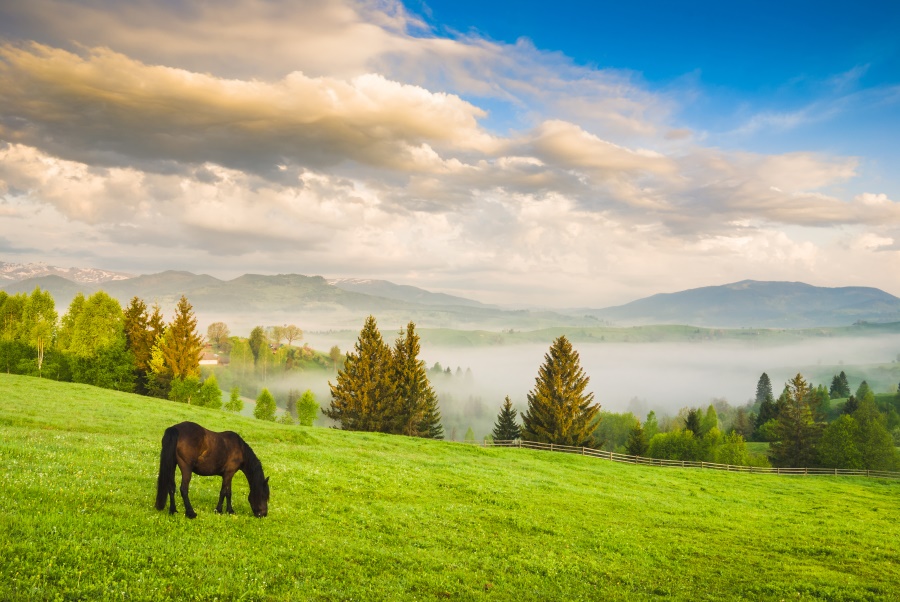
[155,421,269,518]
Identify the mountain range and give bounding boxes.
[3,262,900,331]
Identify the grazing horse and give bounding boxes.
[155,421,269,518]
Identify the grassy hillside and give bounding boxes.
[2,375,900,601]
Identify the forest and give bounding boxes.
[2,286,898,472]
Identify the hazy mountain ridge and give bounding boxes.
[4,265,900,331]
[584,280,900,328]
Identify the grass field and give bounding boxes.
[2,374,900,601]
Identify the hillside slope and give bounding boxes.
[1,375,899,601]
[587,280,900,327]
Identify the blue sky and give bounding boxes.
[0,0,899,306]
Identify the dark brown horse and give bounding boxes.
[155,421,269,518]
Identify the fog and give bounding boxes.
[246,330,900,440]
[419,336,900,439]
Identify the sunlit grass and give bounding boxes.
[1,373,899,601]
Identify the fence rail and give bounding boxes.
[471,440,900,480]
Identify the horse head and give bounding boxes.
[249,476,269,518]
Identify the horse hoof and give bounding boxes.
[214,508,223,514]
[186,512,197,519]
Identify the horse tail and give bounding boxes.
[155,426,179,510]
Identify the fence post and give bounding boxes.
[550,443,554,452]
[581,447,585,456]
[805,467,808,475]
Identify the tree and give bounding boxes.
[123,297,154,393]
[769,374,822,468]
[325,316,396,432]
[731,407,754,439]
[22,287,57,377]
[328,345,343,371]
[254,388,277,421]
[683,408,702,436]
[159,296,203,379]
[700,405,718,436]
[593,411,639,451]
[464,427,476,442]
[715,431,750,466]
[224,387,243,413]
[248,326,267,365]
[197,373,223,409]
[817,415,863,469]
[206,322,230,351]
[809,385,831,421]
[647,430,700,461]
[282,324,303,347]
[297,390,319,427]
[625,421,648,456]
[756,372,774,405]
[169,376,201,404]
[643,411,659,440]
[521,336,600,446]
[842,395,860,415]
[392,322,443,438]
[63,292,134,392]
[853,396,898,470]
[492,396,521,441]
[855,381,873,404]
[229,338,253,380]
[830,371,851,398]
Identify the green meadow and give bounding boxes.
[1,374,899,601]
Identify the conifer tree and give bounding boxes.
[756,372,774,405]
[123,297,154,393]
[224,386,243,412]
[830,371,851,398]
[521,336,600,446]
[492,396,521,441]
[842,395,860,415]
[325,315,396,432]
[684,408,702,436]
[769,373,822,467]
[159,296,202,379]
[254,388,276,421]
[392,322,443,438]
[625,421,648,456]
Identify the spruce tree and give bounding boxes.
[521,336,599,446]
[755,372,774,405]
[325,315,396,432]
[829,372,851,399]
[224,386,243,412]
[769,373,822,467]
[392,322,443,438]
[684,408,702,436]
[625,421,648,456]
[254,388,276,421]
[159,296,202,379]
[492,396,521,441]
[123,297,153,393]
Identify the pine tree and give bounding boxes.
[254,388,276,421]
[756,372,774,405]
[159,296,202,379]
[769,373,822,467]
[521,336,600,446]
[123,297,154,393]
[842,395,860,415]
[829,371,851,398]
[392,322,443,438]
[325,315,396,432]
[684,408,702,436]
[853,396,899,470]
[224,386,243,413]
[625,421,648,456]
[492,396,521,441]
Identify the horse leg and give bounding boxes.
[216,472,236,514]
[178,465,197,519]
[168,479,177,515]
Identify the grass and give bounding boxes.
[2,374,900,601]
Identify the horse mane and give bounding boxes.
[241,440,268,495]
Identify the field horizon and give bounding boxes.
[2,374,900,600]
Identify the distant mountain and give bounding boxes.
[1,270,589,333]
[585,280,900,328]
[328,278,488,308]
[0,261,132,284]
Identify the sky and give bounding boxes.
[1,0,899,308]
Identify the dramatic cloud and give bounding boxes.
[1,0,898,305]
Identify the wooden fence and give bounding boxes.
[472,439,900,480]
